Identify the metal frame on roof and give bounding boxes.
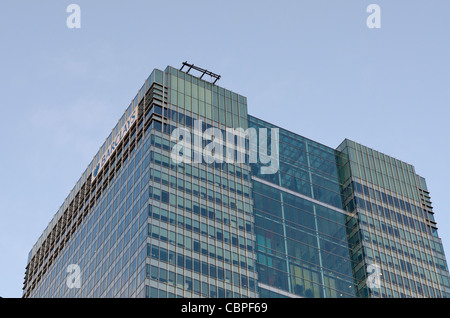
[180,61,221,84]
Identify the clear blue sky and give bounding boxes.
[1,0,449,298]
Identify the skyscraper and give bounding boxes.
[23,64,450,298]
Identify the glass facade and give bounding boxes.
[23,65,450,298]
[143,66,258,298]
[337,139,450,298]
[23,66,257,298]
[249,116,361,298]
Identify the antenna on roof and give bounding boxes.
[180,61,221,85]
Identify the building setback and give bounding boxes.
[23,65,450,298]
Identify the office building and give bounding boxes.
[22,64,450,298]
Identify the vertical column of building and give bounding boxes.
[23,69,168,298]
[143,66,258,298]
[337,139,450,298]
[336,145,370,298]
